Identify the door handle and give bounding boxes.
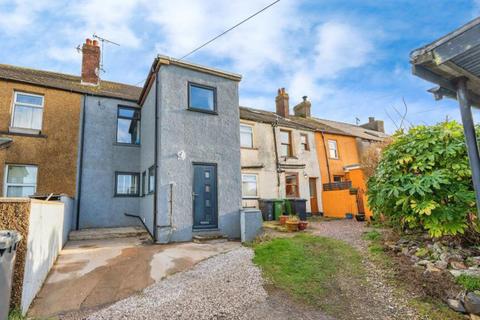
[192,192,199,200]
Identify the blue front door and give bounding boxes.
[193,164,218,229]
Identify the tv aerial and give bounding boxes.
[92,33,120,73]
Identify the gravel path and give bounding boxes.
[87,247,331,320]
[309,219,422,320]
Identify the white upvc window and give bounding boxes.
[242,174,258,198]
[328,140,339,159]
[4,165,38,197]
[11,92,44,131]
[240,124,253,148]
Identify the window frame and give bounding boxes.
[333,175,343,182]
[148,165,155,194]
[4,164,38,197]
[300,133,310,151]
[141,170,146,196]
[10,91,45,132]
[114,171,140,197]
[240,124,254,148]
[279,129,293,157]
[241,173,258,199]
[327,139,339,159]
[116,105,141,145]
[187,82,217,114]
[285,172,299,198]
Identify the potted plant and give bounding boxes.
[355,213,366,222]
[285,215,299,232]
[349,187,358,195]
[279,215,288,225]
[298,220,308,230]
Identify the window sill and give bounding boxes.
[242,196,259,200]
[282,156,298,160]
[1,129,47,138]
[113,142,141,147]
[114,194,140,198]
[187,108,218,115]
[241,147,258,150]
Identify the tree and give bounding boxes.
[367,121,478,237]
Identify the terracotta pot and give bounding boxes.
[279,215,288,225]
[298,221,308,230]
[286,220,299,232]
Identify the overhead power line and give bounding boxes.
[177,0,281,61]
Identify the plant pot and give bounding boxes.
[345,213,353,219]
[285,220,299,232]
[279,215,288,225]
[355,214,366,222]
[298,221,308,230]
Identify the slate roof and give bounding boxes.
[0,64,142,101]
[240,106,387,141]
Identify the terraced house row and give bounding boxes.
[0,39,386,243]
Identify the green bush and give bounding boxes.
[367,121,479,237]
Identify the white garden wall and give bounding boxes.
[20,198,73,314]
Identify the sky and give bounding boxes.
[1,0,479,133]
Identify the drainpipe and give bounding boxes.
[75,94,87,230]
[320,132,332,184]
[271,120,281,197]
[153,68,159,241]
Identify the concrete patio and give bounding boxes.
[27,236,240,318]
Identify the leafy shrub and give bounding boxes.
[367,121,479,237]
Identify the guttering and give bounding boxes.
[271,120,281,194]
[153,68,159,241]
[75,94,87,230]
[320,132,332,184]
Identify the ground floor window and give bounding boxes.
[148,166,155,193]
[242,174,258,198]
[4,164,37,197]
[285,172,299,198]
[115,172,139,197]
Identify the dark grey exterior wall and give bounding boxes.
[139,85,156,235]
[78,95,141,228]
[150,64,242,242]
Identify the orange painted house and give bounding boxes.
[289,98,387,219]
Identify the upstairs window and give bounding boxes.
[300,133,309,151]
[328,140,339,159]
[279,130,292,157]
[4,165,37,197]
[240,124,253,148]
[188,83,216,113]
[11,92,44,131]
[115,172,139,197]
[117,106,140,145]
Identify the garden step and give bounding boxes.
[192,231,228,243]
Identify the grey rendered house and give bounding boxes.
[137,56,242,243]
[77,50,243,243]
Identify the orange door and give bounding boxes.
[309,178,319,213]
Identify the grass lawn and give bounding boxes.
[253,233,363,316]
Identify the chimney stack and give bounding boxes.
[81,38,100,85]
[275,88,289,118]
[360,116,385,133]
[293,96,311,118]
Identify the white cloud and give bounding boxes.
[313,21,374,78]
[0,0,54,34]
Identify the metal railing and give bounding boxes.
[323,181,352,191]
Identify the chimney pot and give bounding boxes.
[275,87,290,118]
[81,38,100,85]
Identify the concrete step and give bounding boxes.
[192,231,228,244]
[69,226,150,241]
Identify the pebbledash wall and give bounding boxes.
[138,59,242,243]
[77,95,141,229]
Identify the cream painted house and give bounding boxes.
[239,89,322,214]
